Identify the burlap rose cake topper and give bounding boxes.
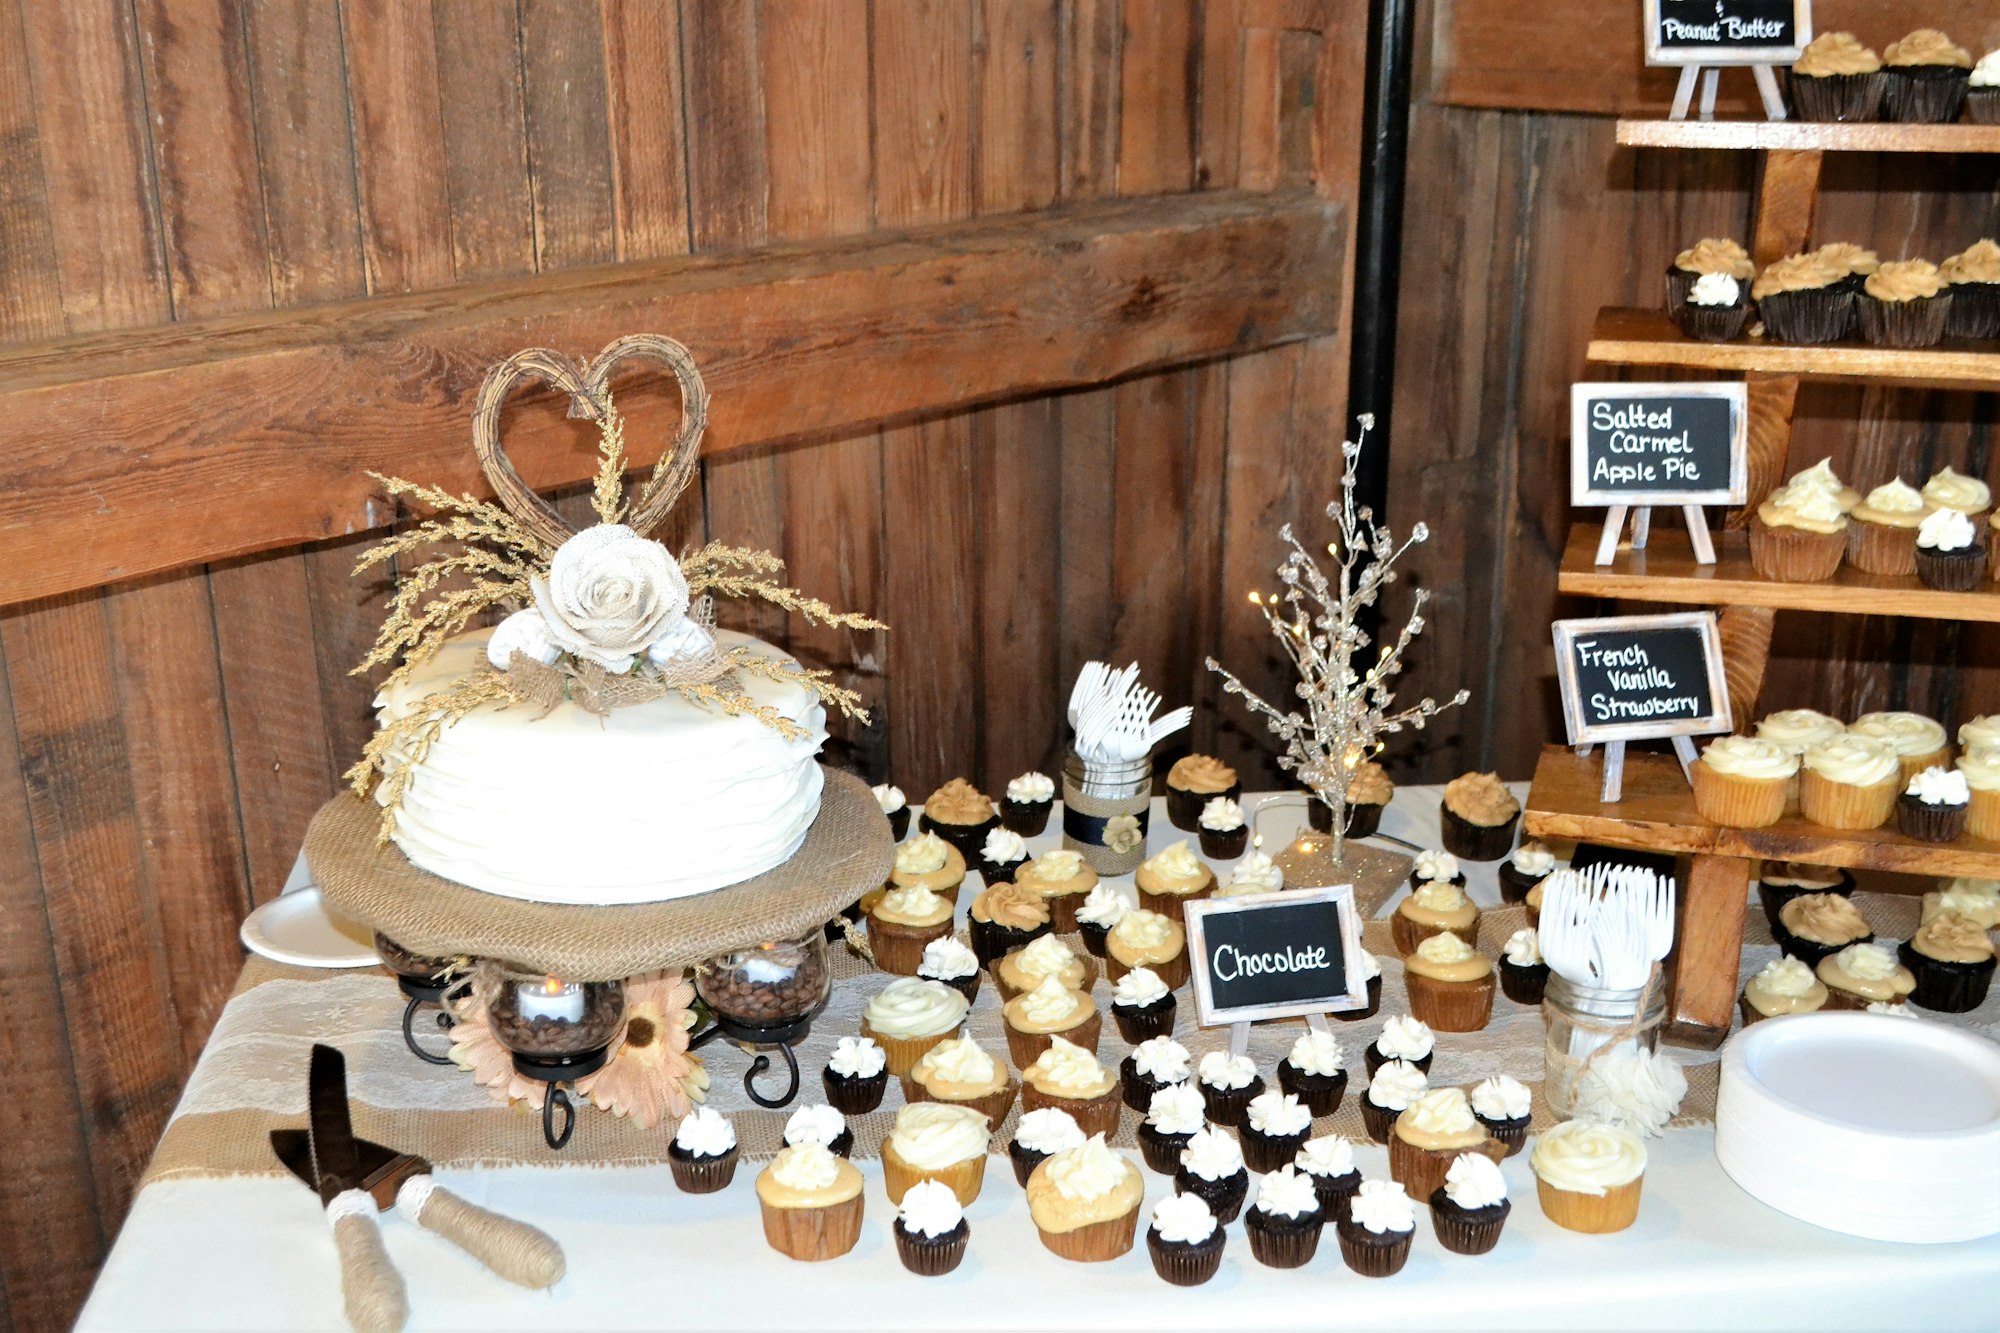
[345,333,886,841]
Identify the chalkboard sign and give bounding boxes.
[1553,613,1733,745]
[1643,0,1811,65]
[1184,886,1365,1026]
[1571,382,1747,506]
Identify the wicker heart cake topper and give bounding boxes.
[346,333,885,842]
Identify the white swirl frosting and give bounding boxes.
[1047,1134,1132,1201]
[897,1178,964,1238]
[864,977,969,1038]
[1402,1087,1477,1138]
[1867,1000,1917,1017]
[1296,1134,1357,1178]
[1113,909,1176,950]
[1224,851,1285,894]
[1503,928,1542,967]
[1017,975,1085,1025]
[1974,49,2000,87]
[1833,941,1898,981]
[1751,956,1818,998]
[1150,1192,1217,1244]
[1146,1082,1207,1135]
[1112,967,1169,1008]
[1531,1119,1647,1195]
[783,1103,848,1149]
[1142,840,1205,879]
[1443,1153,1509,1209]
[767,1141,839,1192]
[1013,934,1080,982]
[1076,884,1132,928]
[1756,709,1846,755]
[1689,272,1739,307]
[1179,1125,1244,1181]
[1247,1090,1313,1138]
[1027,849,1086,881]
[1922,466,1990,514]
[1413,850,1461,882]
[1198,1050,1258,1092]
[1199,797,1245,831]
[1908,766,1970,806]
[1354,951,1382,983]
[1471,1075,1531,1123]
[1253,1165,1320,1220]
[888,1103,990,1169]
[982,828,1028,862]
[1027,1036,1109,1093]
[1701,735,1799,780]
[878,883,948,921]
[1013,1107,1086,1156]
[673,1106,736,1157]
[917,1036,999,1087]
[1918,506,1978,553]
[1348,1179,1416,1234]
[872,783,907,815]
[1511,842,1556,875]
[1132,1036,1193,1083]
[1863,479,1925,515]
[1959,716,2000,753]
[917,937,978,980]
[1801,735,1900,787]
[1286,1029,1345,1077]
[827,1036,886,1079]
[894,833,952,876]
[1366,1059,1428,1111]
[1958,749,2000,793]
[1006,771,1054,803]
[1850,711,1948,758]
[1412,881,1470,912]
[1376,1015,1435,1061]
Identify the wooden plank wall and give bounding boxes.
[1394,0,2000,786]
[0,2,1366,1323]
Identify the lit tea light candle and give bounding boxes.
[515,976,585,1023]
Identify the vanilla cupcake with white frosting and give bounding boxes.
[881,1102,990,1206]
[1798,733,1900,830]
[1692,734,1797,829]
[1850,710,1949,784]
[1531,1119,1646,1233]
[1959,748,2000,841]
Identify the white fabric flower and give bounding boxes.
[646,615,717,669]
[1104,814,1144,855]
[530,524,690,672]
[486,608,562,670]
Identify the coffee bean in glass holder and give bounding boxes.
[695,929,832,1032]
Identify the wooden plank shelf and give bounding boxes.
[1587,308,2000,390]
[1558,525,2000,623]
[1617,118,2000,155]
[1525,745,2000,878]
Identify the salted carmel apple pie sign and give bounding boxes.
[1184,886,1366,1026]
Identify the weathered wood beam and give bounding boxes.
[0,188,1343,607]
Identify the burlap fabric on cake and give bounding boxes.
[307,765,890,980]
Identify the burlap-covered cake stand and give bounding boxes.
[306,766,890,981]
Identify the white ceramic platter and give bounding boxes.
[239,887,381,968]
[1716,1012,2000,1243]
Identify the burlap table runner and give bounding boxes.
[306,765,891,980]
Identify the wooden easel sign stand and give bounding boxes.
[1184,886,1366,1055]
[1552,612,1734,803]
[1642,0,1812,122]
[1571,381,1748,568]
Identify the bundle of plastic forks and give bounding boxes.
[1538,862,1675,990]
[1068,660,1190,765]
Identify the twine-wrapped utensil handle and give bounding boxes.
[327,1191,408,1333]
[396,1176,565,1289]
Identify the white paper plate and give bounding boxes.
[1716,1012,2000,1243]
[239,887,381,968]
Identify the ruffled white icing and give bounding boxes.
[673,1106,735,1157]
[1511,842,1556,876]
[878,884,947,920]
[1225,850,1284,894]
[1246,1090,1312,1138]
[864,977,968,1038]
[1366,1060,1427,1111]
[768,1142,838,1191]
[1253,1165,1319,1220]
[1006,771,1054,803]
[1938,879,2000,916]
[872,783,907,815]
[1850,711,1948,758]
[897,1178,964,1238]
[1143,840,1205,879]
[1029,849,1085,881]
[1197,1050,1258,1092]
[1863,479,1924,515]
[1132,1036,1193,1083]
[1113,910,1175,950]
[1531,1119,1647,1194]
[1503,928,1542,967]
[1286,1029,1344,1077]
[1755,709,1845,755]
[1013,1107,1086,1156]
[1471,1075,1531,1123]
[1076,884,1132,928]
[1834,941,1897,981]
[1013,934,1079,982]
[1752,957,1817,998]
[827,1036,885,1079]
[1701,735,1798,780]
[1443,1153,1508,1209]
[1959,716,2000,753]
[1199,797,1245,831]
[1017,974,1084,1025]
[1046,1134,1131,1201]
[1973,49,2000,87]
[918,1036,999,1087]
[1348,1179,1415,1234]
[982,828,1028,862]
[1146,1082,1207,1135]
[1413,850,1460,882]
[1295,1135,1356,1178]
[917,937,978,981]
[889,1103,989,1169]
[1027,1036,1107,1093]
[1112,967,1169,1008]
[894,833,951,876]
[1150,1192,1217,1244]
[1908,766,1970,806]
[1412,881,1469,912]
[1801,735,1899,787]
[783,1104,847,1149]
[1922,466,1990,514]
[1958,748,2000,793]
[1689,272,1740,307]
[1918,506,1977,552]
[1414,933,1478,969]
[1402,1087,1477,1138]
[1376,1015,1435,1061]
[1179,1125,1244,1181]
[1867,1000,1917,1018]
[1354,951,1382,983]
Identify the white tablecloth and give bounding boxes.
[81,785,2000,1330]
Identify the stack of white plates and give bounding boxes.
[1716,1012,2000,1243]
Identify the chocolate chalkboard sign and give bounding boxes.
[1552,612,1732,745]
[1184,886,1365,1026]
[1571,382,1747,507]
[1643,0,1811,65]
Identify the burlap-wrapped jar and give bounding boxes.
[1062,751,1153,875]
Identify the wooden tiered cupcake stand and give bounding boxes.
[1526,117,2000,1050]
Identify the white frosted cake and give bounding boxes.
[374,626,827,905]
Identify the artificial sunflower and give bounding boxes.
[576,969,707,1128]
[448,990,547,1111]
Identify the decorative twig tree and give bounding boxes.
[1205,416,1468,861]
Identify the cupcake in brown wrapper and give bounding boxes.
[1667,239,1754,316]
[759,1191,864,1262]
[860,1021,956,1081]
[1845,510,1921,576]
[1165,755,1239,831]
[1146,1222,1225,1286]
[668,1141,739,1194]
[1025,1139,1144,1262]
[893,1216,969,1276]
[1859,291,1953,348]
[1787,34,1885,121]
[1917,541,1987,592]
[1020,1079,1122,1141]
[1243,1203,1323,1269]
[756,1145,868,1262]
[1402,953,1497,1033]
[1111,992,1176,1045]
[1035,1209,1138,1262]
[1969,88,2000,125]
[1798,736,1900,831]
[1896,788,1968,843]
[1748,512,1846,582]
[1882,48,1972,123]
[1945,282,2000,337]
[904,1072,1019,1128]
[867,910,953,977]
[1336,1213,1414,1277]
[1674,292,1751,342]
[1430,1190,1512,1255]
[1277,1060,1348,1118]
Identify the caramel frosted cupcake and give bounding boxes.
[1691,735,1796,829]
[1849,711,1950,785]
[1388,1087,1501,1206]
[1359,1058,1427,1145]
[1668,237,1754,315]
[1941,238,2000,337]
[968,880,1052,968]
[1922,466,1992,524]
[1676,271,1749,342]
[1026,1134,1144,1262]
[1000,770,1055,836]
[1531,1120,1646,1234]
[1752,253,1851,344]
[1900,911,1997,1012]
[1916,506,1986,592]
[1021,1035,1123,1138]
[881,1102,991,1207]
[868,883,956,976]
[1166,754,1239,831]
[1740,955,1828,1026]
[1197,796,1248,859]
[918,777,997,859]
[1002,975,1101,1068]
[907,1034,1018,1126]
[859,977,969,1078]
[1341,760,1394,839]
[1899,766,1970,843]
[1812,242,1882,297]
[1134,839,1215,924]
[1958,748,2000,839]
[1846,479,1926,575]
[1881,28,1973,122]
[756,1142,866,1261]
[1923,877,2000,930]
[1439,771,1521,861]
[1799,734,1899,830]
[1402,931,1496,1033]
[1392,876,1480,956]
[1749,466,1849,582]
[1105,907,1188,989]
[1816,941,1916,1011]
[1014,848,1099,933]
[1860,260,1952,349]
[1789,32,1884,121]
[995,933,1095,1002]
[1777,893,1874,969]
[887,830,966,900]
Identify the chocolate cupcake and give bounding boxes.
[1110,968,1177,1045]
[1753,253,1852,345]
[1343,760,1394,839]
[893,1180,970,1276]
[1165,754,1238,831]
[1813,242,1881,298]
[873,782,911,840]
[1276,1028,1348,1117]
[918,777,997,859]
[1859,260,1952,349]
[1881,29,1973,123]
[1438,771,1520,861]
[667,1108,739,1194]
[1333,952,1383,1022]
[1173,1126,1248,1225]
[1195,796,1248,859]
[1775,892,1874,969]
[1898,766,1970,843]
[1497,840,1555,904]
[1667,238,1754,317]
[1941,240,2000,338]
[1073,883,1127,958]
[1675,271,1750,341]
[1009,1106,1086,1187]
[1336,1180,1417,1277]
[1296,1135,1364,1220]
[1243,1167,1325,1269]
[1146,1194,1226,1286]
[968,881,1052,968]
[821,1036,889,1114]
[1498,927,1550,1006]
[999,770,1055,836]
[1469,1075,1532,1156]
[1915,506,1986,592]
[1758,861,1855,933]
[1364,1016,1435,1079]
[977,827,1030,885]
[1194,1050,1263,1128]
[1971,53,2000,123]
[1428,1154,1512,1256]
[1900,912,1997,1012]
[1360,1059,1427,1145]
[1137,1081,1204,1172]
[1120,1035,1192,1113]
[916,936,982,1005]
[1787,32,1885,121]
[1240,1090,1315,1173]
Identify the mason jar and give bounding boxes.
[1541,972,1668,1121]
[1061,749,1153,875]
